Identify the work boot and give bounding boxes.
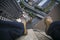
[44,16,53,32]
[21,19,27,35]
[16,18,27,35]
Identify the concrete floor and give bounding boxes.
[33,4,60,32]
